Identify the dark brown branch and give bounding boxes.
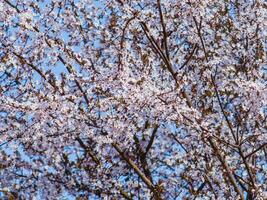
[192,182,206,199]
[233,173,250,191]
[144,125,159,156]
[119,186,132,200]
[57,55,90,107]
[238,147,255,190]
[192,17,208,61]
[76,137,100,166]
[204,175,218,198]
[171,133,188,153]
[157,0,169,60]
[13,53,46,81]
[211,76,237,143]
[211,135,239,150]
[208,138,244,200]
[140,22,176,80]
[133,135,153,183]
[112,143,162,200]
[118,15,137,71]
[4,0,20,13]
[245,143,267,159]
[11,52,58,91]
[179,44,198,70]
[115,0,124,6]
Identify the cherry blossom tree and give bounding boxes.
[0,0,266,199]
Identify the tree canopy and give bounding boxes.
[0,0,266,199]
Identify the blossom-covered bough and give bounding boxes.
[0,0,266,199]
